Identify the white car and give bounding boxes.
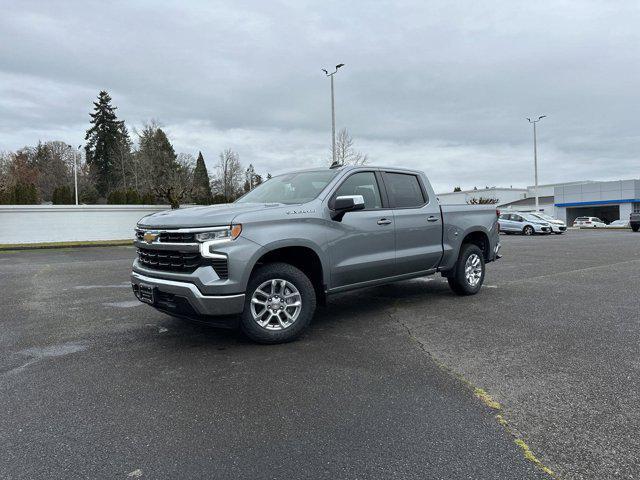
[573,216,607,228]
[606,219,630,228]
[528,212,567,234]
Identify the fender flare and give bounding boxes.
[242,238,329,288]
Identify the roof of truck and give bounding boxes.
[285,165,423,174]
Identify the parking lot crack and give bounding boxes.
[389,307,558,479]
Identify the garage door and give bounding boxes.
[566,205,620,225]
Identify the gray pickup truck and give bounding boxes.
[132,165,501,343]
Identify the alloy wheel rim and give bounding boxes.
[250,279,302,330]
[464,254,483,287]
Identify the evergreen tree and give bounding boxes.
[125,188,141,204]
[113,124,133,190]
[192,151,212,204]
[107,190,127,204]
[244,164,259,192]
[84,91,128,196]
[11,181,38,204]
[138,125,179,176]
[136,124,192,208]
[52,185,73,204]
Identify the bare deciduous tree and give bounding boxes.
[0,151,11,199]
[212,149,243,202]
[330,128,368,166]
[152,153,195,209]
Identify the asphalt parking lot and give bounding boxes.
[1,230,638,479]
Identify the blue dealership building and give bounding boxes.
[553,179,640,225]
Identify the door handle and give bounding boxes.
[427,216,439,222]
[377,218,392,225]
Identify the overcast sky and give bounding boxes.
[1,0,638,192]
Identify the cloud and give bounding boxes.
[1,0,638,191]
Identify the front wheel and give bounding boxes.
[447,244,486,295]
[240,262,316,344]
[522,225,534,236]
[632,225,639,232]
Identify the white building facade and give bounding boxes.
[553,179,640,225]
[439,179,640,225]
[437,188,527,206]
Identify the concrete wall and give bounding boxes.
[555,206,567,223]
[0,205,170,244]
[620,203,633,221]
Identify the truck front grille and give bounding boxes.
[159,231,196,243]
[137,248,201,272]
[135,230,196,243]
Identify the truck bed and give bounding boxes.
[438,204,501,271]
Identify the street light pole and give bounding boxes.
[74,146,80,205]
[527,115,546,211]
[322,63,345,166]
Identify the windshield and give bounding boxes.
[236,170,338,205]
[523,214,545,223]
[532,213,555,221]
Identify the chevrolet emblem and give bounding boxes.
[143,232,159,244]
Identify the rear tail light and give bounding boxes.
[496,209,500,217]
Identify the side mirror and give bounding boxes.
[331,195,365,221]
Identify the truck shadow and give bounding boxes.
[157,277,454,346]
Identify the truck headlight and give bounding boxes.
[195,225,242,243]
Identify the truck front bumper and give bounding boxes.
[131,271,245,317]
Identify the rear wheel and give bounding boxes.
[240,262,316,344]
[523,225,534,236]
[447,244,485,295]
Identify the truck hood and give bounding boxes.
[137,203,284,229]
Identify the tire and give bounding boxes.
[240,262,316,344]
[522,225,534,236]
[447,244,486,296]
[632,225,639,232]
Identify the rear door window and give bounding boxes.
[383,172,426,208]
